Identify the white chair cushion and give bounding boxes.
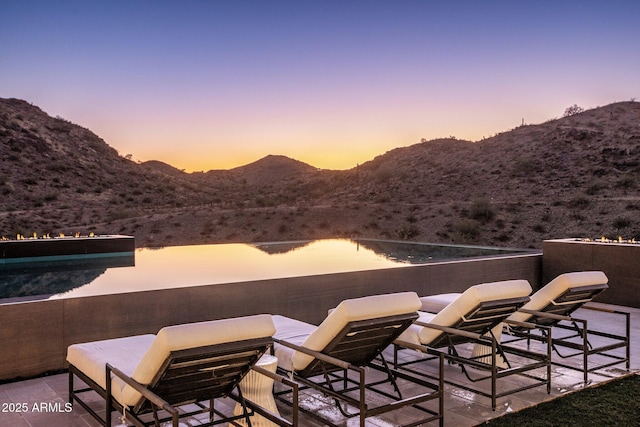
[67,314,275,407]
[508,271,608,323]
[415,280,532,345]
[396,311,436,346]
[67,334,155,404]
[420,293,461,313]
[272,315,317,371]
[275,292,421,371]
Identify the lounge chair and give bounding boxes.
[67,314,298,427]
[503,271,631,383]
[394,280,552,410]
[272,292,444,427]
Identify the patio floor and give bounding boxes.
[1,302,638,426]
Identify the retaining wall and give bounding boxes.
[0,253,541,380]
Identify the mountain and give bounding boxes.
[336,102,640,245]
[1,97,639,249]
[140,160,187,177]
[0,98,234,241]
[222,154,318,185]
[350,101,640,204]
[0,98,213,208]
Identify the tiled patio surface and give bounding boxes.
[1,302,638,426]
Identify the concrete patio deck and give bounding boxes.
[1,302,638,427]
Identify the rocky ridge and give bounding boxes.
[1,97,639,249]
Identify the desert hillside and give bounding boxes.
[1,97,639,248]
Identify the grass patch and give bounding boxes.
[481,374,640,426]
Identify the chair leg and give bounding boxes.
[235,385,254,427]
[358,368,366,427]
[582,321,589,383]
[69,365,110,427]
[152,406,161,427]
[105,367,112,427]
[626,312,631,371]
[68,370,73,405]
[322,370,352,417]
[378,353,403,399]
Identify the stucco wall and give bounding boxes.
[543,239,640,308]
[0,253,541,380]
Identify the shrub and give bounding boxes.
[563,104,584,117]
[397,224,420,240]
[511,157,543,177]
[617,176,636,189]
[568,196,590,208]
[46,162,70,173]
[586,183,604,195]
[613,217,632,229]
[21,177,37,185]
[469,198,495,223]
[495,232,511,242]
[453,219,480,240]
[531,224,546,233]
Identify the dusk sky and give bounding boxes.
[2,1,639,171]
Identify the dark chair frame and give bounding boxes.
[273,313,444,427]
[393,296,552,410]
[69,337,298,427]
[502,284,630,383]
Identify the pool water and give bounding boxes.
[0,239,529,301]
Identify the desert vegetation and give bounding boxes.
[1,98,640,249]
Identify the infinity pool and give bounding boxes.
[0,239,530,301]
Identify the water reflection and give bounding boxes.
[0,239,527,301]
[0,255,134,302]
[49,239,408,299]
[354,239,519,264]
